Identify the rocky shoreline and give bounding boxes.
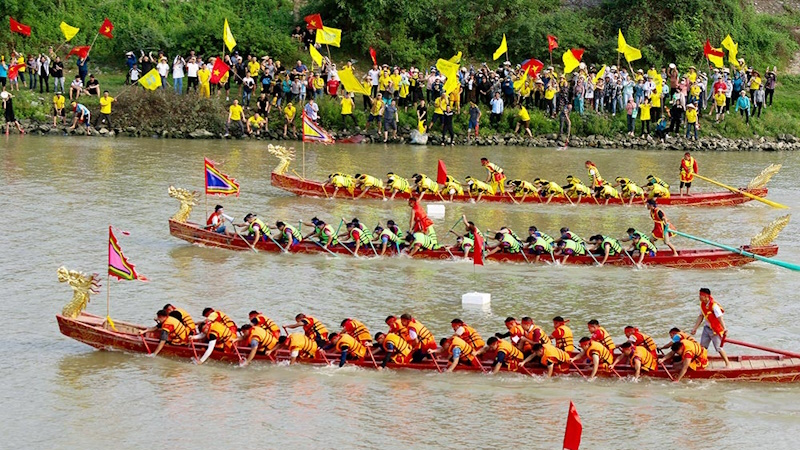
[15,118,800,151]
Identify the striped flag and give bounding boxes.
[302,113,334,144]
[205,158,240,196]
[108,226,148,282]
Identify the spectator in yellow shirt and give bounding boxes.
[197,65,211,98]
[95,90,116,128]
[685,103,698,140]
[340,92,356,129]
[283,102,297,137]
[52,91,66,126]
[224,99,245,137]
[639,96,652,136]
[432,93,449,131]
[514,106,533,137]
[248,57,261,81]
[247,112,267,136]
[714,90,727,123]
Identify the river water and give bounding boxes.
[3,136,800,449]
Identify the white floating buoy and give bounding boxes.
[427,204,445,219]
[462,292,491,307]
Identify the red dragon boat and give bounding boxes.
[267,147,780,207]
[57,312,800,382]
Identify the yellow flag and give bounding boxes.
[493,34,508,61]
[139,69,162,90]
[436,58,460,95]
[223,19,237,52]
[593,65,606,84]
[562,49,582,74]
[315,26,342,47]
[338,67,370,95]
[707,45,725,68]
[513,69,528,90]
[449,51,462,64]
[617,29,627,53]
[617,30,641,62]
[60,22,80,42]
[309,45,323,67]
[722,34,739,68]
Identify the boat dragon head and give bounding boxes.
[168,186,200,223]
[57,266,101,318]
[267,144,295,175]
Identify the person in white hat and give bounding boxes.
[685,103,698,140]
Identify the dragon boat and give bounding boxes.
[267,145,780,207]
[167,186,787,269]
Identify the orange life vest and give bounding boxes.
[458,324,485,350]
[160,316,189,344]
[287,333,319,358]
[678,339,708,370]
[700,297,725,335]
[253,314,281,338]
[540,343,571,366]
[343,318,372,343]
[585,341,614,366]
[334,334,367,359]
[592,326,616,354]
[495,340,524,363]
[448,336,475,362]
[206,321,234,351]
[383,332,413,362]
[630,330,657,355]
[247,326,278,352]
[551,324,575,352]
[525,325,551,346]
[208,310,237,334]
[301,316,329,340]
[630,346,657,372]
[407,319,435,349]
[587,163,604,187]
[174,308,196,334]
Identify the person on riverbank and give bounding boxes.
[68,101,91,135]
[52,91,66,126]
[198,63,211,98]
[714,88,727,122]
[639,96,652,137]
[2,88,25,134]
[247,112,266,136]
[95,90,115,129]
[384,98,399,142]
[282,101,296,137]
[224,99,245,137]
[685,104,698,141]
[69,75,83,100]
[466,100,481,142]
[646,200,678,256]
[366,93,385,133]
[489,92,504,126]
[340,92,356,129]
[736,91,751,125]
[690,288,731,368]
[679,152,698,196]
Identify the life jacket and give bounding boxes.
[466,178,495,195]
[561,239,585,255]
[678,339,708,370]
[334,334,367,359]
[248,218,268,239]
[542,181,564,196]
[621,181,644,197]
[383,332,413,361]
[318,224,338,246]
[674,331,696,343]
[563,231,585,246]
[631,345,657,372]
[530,235,553,254]
[301,316,329,340]
[541,343,571,365]
[565,182,592,198]
[630,330,658,355]
[536,231,555,244]
[460,236,475,252]
[635,235,657,255]
[253,314,281,337]
[649,183,670,198]
[496,340,524,363]
[591,326,616,354]
[600,236,623,255]
[407,319,435,348]
[485,162,505,182]
[282,224,302,242]
[208,310,237,334]
[700,297,726,335]
[680,157,696,181]
[552,324,575,352]
[598,184,620,199]
[287,333,319,358]
[511,180,536,194]
[379,228,401,245]
[467,228,485,242]
[585,341,614,366]
[358,174,384,189]
[448,336,475,361]
[500,233,521,253]
[411,202,434,232]
[649,176,670,189]
[160,316,190,344]
[416,175,439,194]
[506,323,525,345]
[175,308,196,334]
[412,232,436,251]
[525,325,551,346]
[206,321,235,350]
[649,207,673,237]
[331,174,355,189]
[458,324,485,350]
[586,164,604,187]
[247,326,278,352]
[350,228,371,246]
[387,175,412,193]
[206,211,223,228]
[343,319,372,343]
[443,179,464,196]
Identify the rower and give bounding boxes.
[241,213,268,243]
[551,316,575,352]
[411,173,440,201]
[139,309,191,357]
[464,176,495,201]
[237,323,279,366]
[620,227,650,245]
[276,221,302,251]
[373,225,401,255]
[630,233,657,266]
[593,182,621,204]
[434,336,482,372]
[386,172,412,200]
[528,226,554,245]
[323,172,356,198]
[644,177,671,199]
[302,217,338,249]
[462,215,486,242]
[374,331,414,369]
[404,231,437,256]
[658,336,709,381]
[340,221,371,254]
[553,238,586,264]
[481,157,506,193]
[276,333,320,365]
[518,317,551,353]
[447,234,474,260]
[586,319,616,354]
[400,313,437,362]
[524,233,554,263]
[562,175,593,202]
[248,310,281,338]
[192,319,236,365]
[450,319,485,350]
[386,220,402,237]
[442,175,464,201]
[623,326,658,356]
[610,342,657,380]
[646,174,671,190]
[614,177,646,206]
[646,200,678,256]
[163,303,197,334]
[679,152,698,196]
[408,197,437,247]
[486,231,522,255]
[202,307,238,335]
[533,178,566,204]
[341,318,372,344]
[506,179,537,202]
[385,315,408,339]
[588,234,623,266]
[659,327,697,351]
[205,204,234,236]
[689,288,731,368]
[354,173,386,199]
[494,317,525,349]
[570,336,613,379]
[284,313,329,347]
[474,336,525,374]
[328,332,368,367]
[521,343,571,377]
[585,160,604,188]
[558,227,586,248]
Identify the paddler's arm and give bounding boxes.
[599,243,611,265]
[445,347,460,372]
[546,361,555,377]
[381,343,395,368]
[676,357,691,381]
[637,246,646,265]
[569,349,587,364]
[283,323,302,330]
[197,339,217,365]
[338,347,349,367]
[689,314,704,335]
[243,340,259,366]
[609,353,623,370]
[632,358,642,379]
[491,351,506,374]
[151,330,169,356]
[589,353,600,378]
[657,351,675,365]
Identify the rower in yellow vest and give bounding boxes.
[241,213,268,243]
[386,172,412,200]
[550,316,574,352]
[533,178,566,204]
[327,332,368,367]
[481,157,506,193]
[571,336,614,378]
[441,175,464,201]
[277,333,320,365]
[139,309,191,357]
[588,234,624,266]
[474,337,525,374]
[354,173,386,199]
[405,231,437,256]
[486,231,522,255]
[611,342,657,380]
[373,225,402,255]
[594,182,621,204]
[323,172,356,198]
[411,173,441,201]
[613,177,646,206]
[464,176,495,202]
[644,179,671,199]
[562,175,593,202]
[506,179,537,202]
[522,343,572,377]
[237,324,279,366]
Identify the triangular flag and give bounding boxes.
[205,158,240,196]
[437,160,448,184]
[303,113,334,144]
[547,34,559,53]
[562,48,584,74]
[617,29,627,53]
[60,22,80,41]
[563,401,582,450]
[618,30,642,62]
[139,69,162,90]
[593,65,606,84]
[108,226,148,282]
[473,230,484,266]
[704,39,725,68]
[223,19,237,52]
[493,34,508,61]
[98,18,114,39]
[309,45,323,67]
[338,67,371,95]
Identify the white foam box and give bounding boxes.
[462,292,491,306]
[427,204,445,219]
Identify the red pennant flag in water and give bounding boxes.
[304,13,323,30]
[369,47,377,65]
[209,57,230,85]
[436,160,447,184]
[473,231,484,266]
[98,18,114,39]
[563,401,583,450]
[205,158,240,196]
[547,34,558,52]
[108,226,148,282]
[68,46,91,59]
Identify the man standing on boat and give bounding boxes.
[481,157,506,194]
[679,152,699,196]
[646,200,678,256]
[408,197,437,247]
[690,288,731,368]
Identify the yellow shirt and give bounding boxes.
[340,97,354,115]
[53,95,66,109]
[99,96,114,114]
[248,116,265,127]
[686,109,698,123]
[714,92,726,107]
[284,105,296,120]
[229,104,244,121]
[248,61,261,78]
[650,93,661,108]
[434,97,447,114]
[545,87,557,100]
[379,74,390,91]
[313,77,324,90]
[198,68,211,84]
[750,76,761,90]
[639,104,651,121]
[518,106,530,121]
[688,70,697,83]
[390,74,401,91]
[690,85,701,97]
[17,56,25,72]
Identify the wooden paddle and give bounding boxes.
[724,338,800,359]
[367,346,379,369]
[226,218,258,253]
[571,361,589,379]
[659,361,675,381]
[694,173,788,209]
[140,334,152,354]
[506,192,520,205]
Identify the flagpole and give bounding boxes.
[86,32,100,58]
[549,51,553,68]
[106,225,111,326]
[326,44,331,61]
[302,140,306,179]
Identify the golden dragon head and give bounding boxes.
[168,186,200,223]
[58,266,101,318]
[268,144,295,175]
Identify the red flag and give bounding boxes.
[369,47,377,65]
[99,18,114,39]
[521,58,544,76]
[547,34,558,52]
[473,231,484,266]
[209,57,230,84]
[563,401,582,450]
[9,18,31,37]
[7,64,25,80]
[304,13,323,30]
[68,46,91,59]
[703,39,724,58]
[436,160,447,184]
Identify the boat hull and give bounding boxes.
[271,172,769,207]
[169,220,778,269]
[57,313,800,382]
